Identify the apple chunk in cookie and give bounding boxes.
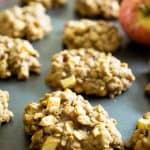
[0,90,13,124]
[75,0,120,19]
[63,20,122,53]
[46,48,135,98]
[21,0,67,9]
[0,3,52,41]
[0,35,40,80]
[23,89,123,150]
[126,112,150,150]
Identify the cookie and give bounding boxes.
[46,48,135,98]
[23,89,123,150]
[0,3,51,41]
[75,0,120,19]
[126,112,150,150]
[0,90,13,124]
[63,20,122,53]
[145,61,150,95]
[0,35,40,80]
[21,0,67,9]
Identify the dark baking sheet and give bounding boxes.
[0,0,150,149]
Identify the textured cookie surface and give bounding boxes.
[0,90,13,124]
[126,112,150,150]
[46,48,135,98]
[63,20,122,53]
[24,89,123,150]
[0,35,40,80]
[75,0,120,19]
[145,61,150,95]
[21,0,67,9]
[0,3,51,41]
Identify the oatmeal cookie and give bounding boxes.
[63,20,122,53]
[0,35,40,80]
[46,48,135,98]
[75,0,120,19]
[21,0,67,9]
[0,90,13,124]
[145,61,150,96]
[126,112,150,150]
[0,3,51,41]
[23,89,123,150]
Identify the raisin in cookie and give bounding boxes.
[23,89,123,150]
[75,0,120,19]
[0,90,13,124]
[0,35,40,80]
[46,48,135,98]
[0,3,51,41]
[63,20,122,53]
[126,112,150,150]
[21,0,67,9]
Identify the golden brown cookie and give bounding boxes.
[46,48,135,98]
[21,0,67,9]
[24,89,123,150]
[63,20,122,53]
[0,90,13,124]
[0,35,40,80]
[0,3,52,41]
[126,112,150,150]
[75,0,120,19]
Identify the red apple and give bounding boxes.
[119,0,150,45]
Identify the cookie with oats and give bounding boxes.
[23,89,123,150]
[46,48,135,98]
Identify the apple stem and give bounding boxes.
[139,4,150,16]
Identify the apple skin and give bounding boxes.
[119,0,150,45]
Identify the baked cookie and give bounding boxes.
[63,20,122,53]
[46,48,135,98]
[75,0,120,19]
[21,0,67,9]
[126,112,150,150]
[0,3,51,41]
[145,61,150,95]
[0,35,40,80]
[23,89,123,150]
[0,90,13,124]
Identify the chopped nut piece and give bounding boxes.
[42,136,60,150]
[126,112,150,150]
[75,0,120,19]
[21,0,67,9]
[0,35,40,80]
[0,3,51,41]
[60,75,76,89]
[46,48,135,98]
[0,90,13,124]
[23,89,123,149]
[63,20,122,53]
